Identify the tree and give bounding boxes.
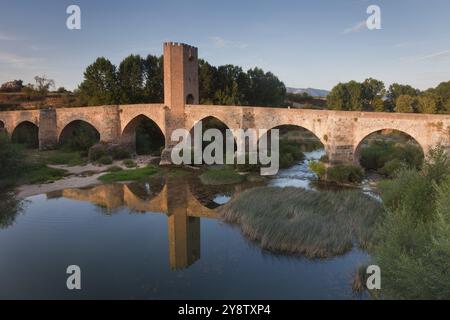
[373,97,386,112]
[417,94,438,114]
[78,57,118,106]
[34,75,55,95]
[199,59,218,104]
[327,79,385,111]
[142,55,163,103]
[347,81,363,111]
[429,81,450,113]
[395,95,416,113]
[118,54,145,104]
[327,83,349,110]
[386,83,420,111]
[362,78,385,111]
[214,65,249,105]
[246,67,286,107]
[77,54,286,107]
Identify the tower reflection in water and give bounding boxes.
[47,177,223,270]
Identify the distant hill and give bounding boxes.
[287,87,330,98]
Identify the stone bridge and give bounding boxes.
[1,42,449,163]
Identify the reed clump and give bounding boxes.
[219,187,382,258]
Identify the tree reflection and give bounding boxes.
[0,189,25,229]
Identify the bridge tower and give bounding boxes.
[160,42,199,165]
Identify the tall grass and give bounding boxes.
[219,187,382,258]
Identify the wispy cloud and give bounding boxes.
[401,49,450,63]
[0,31,17,41]
[210,36,248,49]
[393,41,425,49]
[342,20,367,34]
[0,51,39,67]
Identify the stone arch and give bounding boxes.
[354,128,425,164]
[11,121,39,148]
[259,117,327,146]
[263,124,325,146]
[258,124,326,168]
[58,120,101,149]
[188,116,236,163]
[188,115,236,148]
[186,110,238,139]
[120,114,165,155]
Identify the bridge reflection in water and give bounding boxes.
[46,178,246,270]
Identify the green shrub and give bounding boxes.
[123,159,137,168]
[97,155,113,165]
[280,140,304,162]
[112,147,131,160]
[373,147,450,299]
[89,144,107,162]
[327,164,364,184]
[106,165,123,172]
[309,161,326,179]
[360,140,424,174]
[379,158,407,178]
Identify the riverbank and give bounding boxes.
[15,155,159,198]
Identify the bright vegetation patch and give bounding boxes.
[372,147,450,299]
[199,166,244,185]
[220,187,382,258]
[0,140,68,186]
[19,164,67,185]
[98,165,159,182]
[309,162,364,184]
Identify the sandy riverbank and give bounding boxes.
[16,155,159,198]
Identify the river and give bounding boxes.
[0,150,372,299]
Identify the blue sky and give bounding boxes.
[0,0,449,91]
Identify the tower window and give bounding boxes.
[186,94,195,104]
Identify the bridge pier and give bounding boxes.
[326,144,356,164]
[38,108,58,150]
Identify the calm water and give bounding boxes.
[0,151,371,299]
